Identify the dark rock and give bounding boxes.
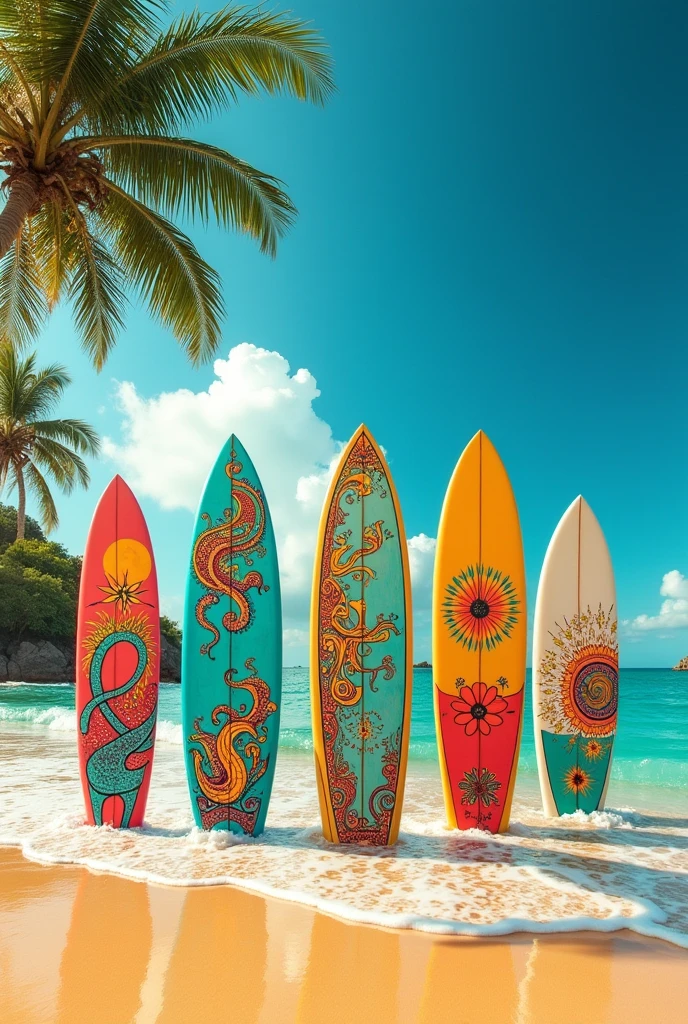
[160,634,181,683]
[413,660,432,669]
[5,638,74,682]
[0,630,181,683]
[673,656,688,670]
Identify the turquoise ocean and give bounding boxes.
[0,667,686,795]
[0,667,686,946]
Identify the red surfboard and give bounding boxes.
[76,476,160,828]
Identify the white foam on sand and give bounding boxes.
[0,724,686,948]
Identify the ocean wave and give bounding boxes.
[0,681,73,687]
[0,706,183,750]
[155,719,183,745]
[0,705,76,732]
[0,744,686,949]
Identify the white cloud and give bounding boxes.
[283,628,309,648]
[407,533,436,610]
[104,343,338,612]
[104,342,432,650]
[625,570,688,633]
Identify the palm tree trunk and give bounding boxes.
[0,173,39,258]
[15,463,26,541]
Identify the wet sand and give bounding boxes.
[1,847,686,1024]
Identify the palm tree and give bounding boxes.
[0,344,99,539]
[0,2,333,367]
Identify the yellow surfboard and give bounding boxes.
[310,425,413,845]
[432,431,526,832]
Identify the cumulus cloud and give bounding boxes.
[625,570,688,632]
[104,343,434,649]
[407,533,436,610]
[104,344,338,613]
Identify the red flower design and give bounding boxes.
[451,682,508,736]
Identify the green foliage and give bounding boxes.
[0,348,101,536]
[0,2,335,367]
[3,539,81,600]
[160,614,182,646]
[0,537,82,636]
[0,562,75,637]
[0,502,43,551]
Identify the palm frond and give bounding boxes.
[32,201,76,309]
[0,224,48,347]
[60,196,126,369]
[30,416,101,455]
[82,136,295,256]
[0,345,72,420]
[17,0,160,129]
[31,435,90,491]
[99,181,223,364]
[78,5,334,136]
[17,364,71,421]
[24,460,59,532]
[0,345,35,419]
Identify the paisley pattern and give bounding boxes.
[315,430,409,845]
[183,437,281,837]
[192,450,268,657]
[189,659,276,833]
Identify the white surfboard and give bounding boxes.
[532,497,618,817]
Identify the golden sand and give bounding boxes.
[0,847,686,1024]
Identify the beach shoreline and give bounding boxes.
[1,673,687,953]
[2,846,687,1024]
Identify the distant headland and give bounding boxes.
[673,656,688,670]
[0,502,181,684]
[413,661,432,669]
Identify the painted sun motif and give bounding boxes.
[563,764,594,797]
[95,569,151,616]
[458,766,502,807]
[443,565,519,651]
[339,708,384,753]
[539,604,618,737]
[584,739,605,761]
[93,538,153,616]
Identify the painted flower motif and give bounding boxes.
[458,766,502,807]
[451,682,508,736]
[584,739,605,761]
[339,708,383,753]
[563,765,594,796]
[358,714,379,741]
[442,565,519,651]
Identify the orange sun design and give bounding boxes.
[442,565,519,651]
[563,765,594,796]
[584,739,605,761]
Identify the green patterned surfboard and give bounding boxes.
[182,435,281,835]
[310,425,413,846]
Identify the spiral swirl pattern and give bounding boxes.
[564,648,618,736]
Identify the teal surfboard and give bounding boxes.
[182,435,281,835]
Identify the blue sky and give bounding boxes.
[27,0,688,666]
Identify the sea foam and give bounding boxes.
[0,724,686,949]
